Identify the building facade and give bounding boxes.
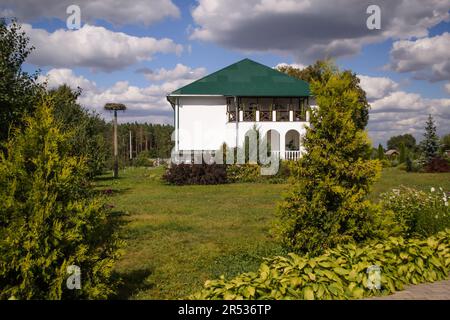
[167,59,315,161]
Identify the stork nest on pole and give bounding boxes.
[104,103,127,111]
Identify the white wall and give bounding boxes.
[177,96,310,156]
[178,96,232,150]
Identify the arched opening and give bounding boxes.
[285,130,301,161]
[265,129,280,158]
[285,130,300,151]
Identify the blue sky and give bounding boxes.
[2,0,449,146]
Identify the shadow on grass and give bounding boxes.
[112,267,155,300]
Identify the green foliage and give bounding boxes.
[227,164,260,183]
[132,151,154,167]
[226,161,291,184]
[0,99,123,299]
[421,115,440,162]
[381,186,450,238]
[277,60,370,129]
[191,230,450,300]
[405,155,413,172]
[0,19,43,142]
[399,143,406,163]
[387,134,416,151]
[274,62,385,255]
[377,144,384,160]
[49,85,109,177]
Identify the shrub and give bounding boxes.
[380,186,450,238]
[132,151,154,167]
[226,164,260,183]
[390,159,399,167]
[405,156,413,172]
[424,156,450,173]
[0,100,123,299]
[162,163,228,185]
[191,230,450,300]
[380,159,391,168]
[274,63,385,255]
[226,161,291,184]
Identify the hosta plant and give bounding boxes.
[191,230,450,300]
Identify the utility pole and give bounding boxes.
[104,103,126,178]
[129,130,133,160]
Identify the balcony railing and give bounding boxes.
[259,111,271,121]
[228,111,236,122]
[285,151,301,161]
[243,110,255,121]
[277,110,289,121]
[271,151,301,161]
[294,110,306,121]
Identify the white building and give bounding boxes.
[167,59,315,161]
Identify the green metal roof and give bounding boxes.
[169,58,310,97]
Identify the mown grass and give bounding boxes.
[94,167,450,299]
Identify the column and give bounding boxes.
[280,131,286,160]
[174,99,179,152]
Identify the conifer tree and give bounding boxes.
[274,63,386,254]
[377,144,384,160]
[399,143,406,163]
[0,99,123,299]
[421,114,439,162]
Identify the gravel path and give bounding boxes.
[370,279,450,300]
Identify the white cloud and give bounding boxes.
[38,68,97,91]
[368,90,450,146]
[389,32,450,82]
[23,24,183,72]
[140,64,207,82]
[190,0,450,62]
[0,0,180,25]
[39,65,207,124]
[357,75,400,100]
[445,83,450,95]
[275,62,306,70]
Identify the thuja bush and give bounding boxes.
[0,100,123,299]
[226,161,291,184]
[191,230,450,300]
[226,164,261,183]
[381,186,450,238]
[274,63,388,255]
[162,163,228,185]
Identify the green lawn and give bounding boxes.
[95,167,450,300]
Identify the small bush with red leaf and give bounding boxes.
[425,156,450,173]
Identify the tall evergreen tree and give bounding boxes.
[0,99,123,299]
[421,114,439,162]
[277,60,370,130]
[377,144,384,160]
[399,143,406,163]
[274,62,386,255]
